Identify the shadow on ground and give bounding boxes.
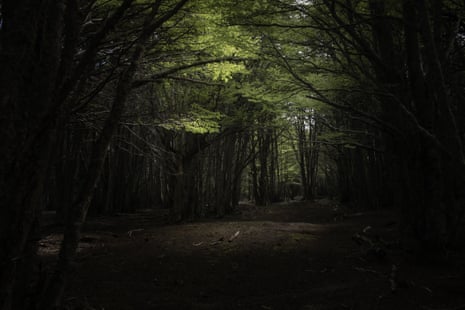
[39,202,465,310]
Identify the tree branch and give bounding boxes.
[131,57,246,88]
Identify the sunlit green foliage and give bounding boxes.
[160,104,223,134]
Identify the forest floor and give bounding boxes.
[39,201,465,310]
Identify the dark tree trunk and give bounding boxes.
[0,1,65,308]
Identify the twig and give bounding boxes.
[127,228,144,238]
[228,231,240,242]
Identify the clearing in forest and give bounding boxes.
[40,202,465,310]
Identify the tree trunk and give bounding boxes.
[0,1,65,308]
[38,18,150,307]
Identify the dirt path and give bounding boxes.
[40,202,465,310]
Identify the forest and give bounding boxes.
[1,0,465,309]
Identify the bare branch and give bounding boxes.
[132,57,246,88]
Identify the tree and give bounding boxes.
[0,0,249,307]
[237,0,465,249]
[0,1,137,307]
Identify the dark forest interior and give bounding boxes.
[1,0,465,309]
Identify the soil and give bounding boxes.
[39,201,465,310]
